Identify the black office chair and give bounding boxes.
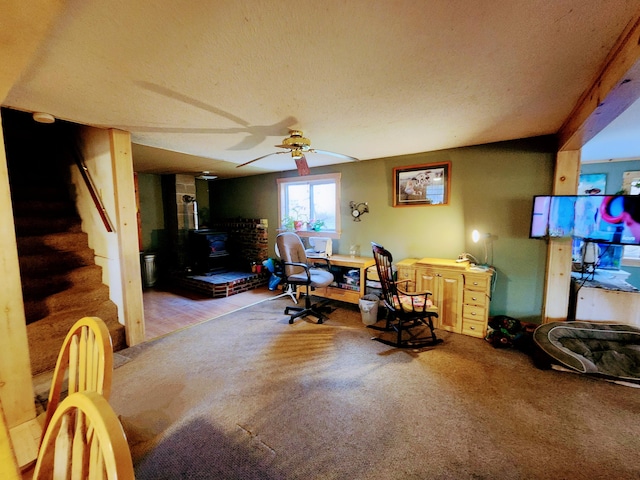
[276,232,334,324]
[370,242,441,348]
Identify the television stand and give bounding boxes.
[571,270,640,327]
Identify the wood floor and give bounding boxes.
[142,284,280,340]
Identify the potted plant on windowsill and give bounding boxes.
[308,219,325,232]
[281,207,308,231]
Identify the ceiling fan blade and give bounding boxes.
[236,151,287,168]
[310,149,360,161]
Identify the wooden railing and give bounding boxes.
[72,143,115,232]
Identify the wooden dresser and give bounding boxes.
[413,258,494,338]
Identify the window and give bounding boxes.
[277,173,341,239]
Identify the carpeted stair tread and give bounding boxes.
[10,185,74,202]
[11,199,78,217]
[14,216,82,236]
[18,247,96,276]
[24,283,112,324]
[21,265,104,301]
[16,231,90,254]
[27,300,126,376]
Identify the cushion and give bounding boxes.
[395,293,437,313]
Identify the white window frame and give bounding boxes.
[277,173,341,239]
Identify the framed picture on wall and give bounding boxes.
[393,161,451,206]
[578,173,606,195]
[623,171,640,194]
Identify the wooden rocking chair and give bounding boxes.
[369,242,442,348]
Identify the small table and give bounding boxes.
[311,255,376,304]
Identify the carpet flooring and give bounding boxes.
[109,297,640,479]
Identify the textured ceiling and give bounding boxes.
[4,1,640,178]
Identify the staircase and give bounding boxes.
[3,108,126,376]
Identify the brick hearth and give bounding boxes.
[175,271,270,298]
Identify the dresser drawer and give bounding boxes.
[462,318,486,338]
[463,289,487,307]
[463,303,486,320]
[465,274,489,291]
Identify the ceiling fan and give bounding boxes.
[236,130,359,169]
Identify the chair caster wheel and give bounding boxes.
[318,319,324,324]
[288,319,294,324]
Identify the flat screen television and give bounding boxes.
[529,195,577,239]
[529,194,640,246]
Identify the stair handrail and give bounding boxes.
[72,144,115,233]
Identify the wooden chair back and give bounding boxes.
[32,391,134,480]
[41,317,114,439]
[371,242,399,314]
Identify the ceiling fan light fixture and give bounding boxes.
[236,129,359,168]
[278,130,311,150]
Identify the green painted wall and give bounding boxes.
[137,173,165,252]
[210,136,556,322]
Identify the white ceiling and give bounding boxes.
[4,1,640,178]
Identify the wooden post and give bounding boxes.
[110,130,146,346]
[0,0,66,434]
[542,150,580,323]
[0,122,36,428]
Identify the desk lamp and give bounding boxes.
[472,229,492,266]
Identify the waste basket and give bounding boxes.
[359,294,380,325]
[142,253,157,288]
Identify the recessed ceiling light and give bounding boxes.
[32,112,55,124]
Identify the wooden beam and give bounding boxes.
[110,129,146,346]
[558,12,640,151]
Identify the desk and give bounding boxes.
[312,255,375,304]
[571,270,640,327]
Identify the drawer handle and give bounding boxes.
[472,296,478,301]
[471,312,477,316]
[473,282,479,286]
[469,325,476,330]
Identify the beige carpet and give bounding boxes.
[109,298,640,479]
